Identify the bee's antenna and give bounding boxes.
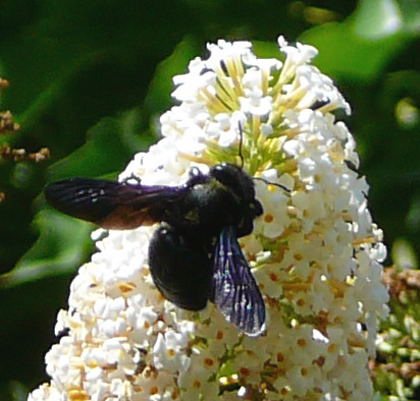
[238,122,245,169]
[253,177,291,193]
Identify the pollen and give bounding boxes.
[296,298,305,306]
[204,358,215,367]
[118,282,136,293]
[280,387,289,395]
[297,338,307,347]
[313,356,325,367]
[87,361,98,368]
[264,214,274,223]
[239,367,251,377]
[328,343,337,353]
[143,366,153,378]
[67,387,89,401]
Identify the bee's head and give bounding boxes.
[209,163,263,236]
[210,163,255,201]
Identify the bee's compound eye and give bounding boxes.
[210,163,240,186]
[212,163,227,172]
[189,167,201,177]
[187,167,209,187]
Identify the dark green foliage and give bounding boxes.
[372,268,420,400]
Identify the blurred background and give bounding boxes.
[0,0,419,400]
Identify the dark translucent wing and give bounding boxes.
[212,226,266,336]
[45,178,184,229]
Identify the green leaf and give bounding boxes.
[300,22,405,81]
[0,208,93,287]
[6,381,28,401]
[47,110,150,181]
[298,0,420,82]
[354,0,420,37]
[399,0,420,33]
[252,40,281,60]
[3,109,155,287]
[144,37,201,117]
[353,0,404,39]
[392,238,418,269]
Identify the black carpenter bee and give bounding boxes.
[45,162,266,336]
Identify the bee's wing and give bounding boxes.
[212,226,266,336]
[45,178,185,230]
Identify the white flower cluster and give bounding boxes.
[29,37,388,401]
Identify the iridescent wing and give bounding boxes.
[45,178,185,229]
[212,226,266,336]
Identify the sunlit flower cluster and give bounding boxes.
[29,36,388,401]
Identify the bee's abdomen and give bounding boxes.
[149,223,212,310]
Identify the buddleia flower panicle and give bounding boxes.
[29,36,388,401]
